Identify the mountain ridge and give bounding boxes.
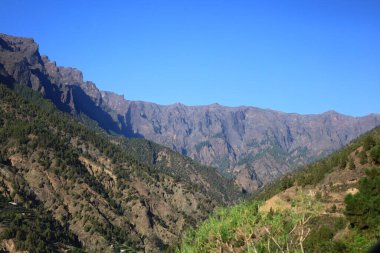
[1,33,380,193]
[0,83,240,252]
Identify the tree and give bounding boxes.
[345,167,380,230]
[370,146,380,164]
[363,136,376,151]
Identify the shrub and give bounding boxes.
[370,146,380,164]
[345,167,380,230]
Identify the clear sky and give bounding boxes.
[1,0,379,116]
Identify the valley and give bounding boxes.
[0,32,379,252]
[1,33,379,193]
[179,126,380,252]
[0,84,239,252]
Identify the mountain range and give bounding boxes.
[0,34,242,252]
[0,81,240,252]
[1,33,379,193]
[1,33,380,252]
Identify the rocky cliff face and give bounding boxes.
[1,33,380,193]
[103,101,380,192]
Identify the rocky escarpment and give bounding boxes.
[1,33,380,193]
[101,101,380,192]
[0,34,124,135]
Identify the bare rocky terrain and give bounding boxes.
[104,102,380,192]
[1,33,380,194]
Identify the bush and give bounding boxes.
[345,167,380,230]
[363,136,376,151]
[370,146,380,164]
[179,194,321,253]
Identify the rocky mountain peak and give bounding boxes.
[0,33,38,56]
[1,33,379,194]
[41,55,84,86]
[323,110,340,115]
[0,34,45,90]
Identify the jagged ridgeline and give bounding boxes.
[1,33,380,195]
[0,83,240,252]
[178,126,380,252]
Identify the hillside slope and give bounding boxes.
[1,33,380,192]
[0,84,239,252]
[0,194,82,252]
[179,126,380,252]
[109,102,380,193]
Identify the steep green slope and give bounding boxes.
[0,194,82,252]
[178,127,380,252]
[0,83,239,252]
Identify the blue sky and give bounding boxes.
[1,0,379,116]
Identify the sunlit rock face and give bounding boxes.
[1,33,380,192]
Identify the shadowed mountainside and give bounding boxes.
[0,83,239,252]
[1,33,380,193]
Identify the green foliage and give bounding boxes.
[119,138,241,203]
[178,194,321,253]
[256,126,380,201]
[304,216,348,253]
[254,175,295,201]
[363,135,376,151]
[0,195,82,252]
[348,158,356,169]
[0,84,150,248]
[370,146,380,164]
[345,167,380,231]
[338,229,377,253]
[181,126,380,253]
[359,150,368,165]
[0,83,241,251]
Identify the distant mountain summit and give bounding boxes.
[1,33,380,192]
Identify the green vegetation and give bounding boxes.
[0,84,162,250]
[345,166,380,234]
[303,216,347,253]
[118,138,240,203]
[0,83,241,251]
[178,126,380,252]
[0,84,163,250]
[256,126,380,202]
[371,146,380,164]
[0,195,82,252]
[1,81,379,252]
[179,193,321,253]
